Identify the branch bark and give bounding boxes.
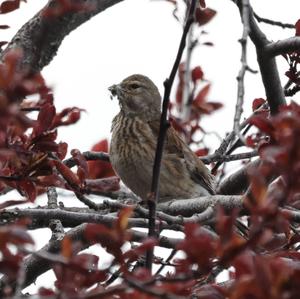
[158,195,243,217]
[1,0,124,72]
[265,37,300,57]
[233,0,286,115]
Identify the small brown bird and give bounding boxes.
[109,74,215,202]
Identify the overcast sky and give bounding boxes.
[1,0,300,291]
[2,0,300,156]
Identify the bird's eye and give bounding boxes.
[129,83,140,90]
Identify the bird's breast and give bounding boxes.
[109,115,156,199]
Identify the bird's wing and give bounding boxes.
[148,120,215,195]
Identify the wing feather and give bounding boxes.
[148,120,215,195]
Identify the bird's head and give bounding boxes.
[109,74,161,118]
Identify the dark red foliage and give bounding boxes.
[295,19,300,36]
[199,0,206,8]
[54,253,107,294]
[0,49,87,202]
[171,63,222,148]
[0,0,22,14]
[195,7,216,26]
[87,139,117,179]
[85,207,134,265]
[194,147,209,157]
[177,223,217,273]
[191,66,204,82]
[0,222,33,281]
[252,98,266,111]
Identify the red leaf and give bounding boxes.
[17,180,37,202]
[195,7,216,26]
[252,98,266,111]
[36,174,67,189]
[295,19,300,36]
[71,149,89,178]
[194,148,209,157]
[248,115,274,135]
[177,223,216,272]
[206,101,223,111]
[84,224,124,262]
[51,107,82,128]
[0,0,20,14]
[176,82,184,105]
[39,288,56,296]
[0,225,34,246]
[191,66,204,82]
[116,206,134,232]
[88,139,116,179]
[57,142,68,160]
[199,0,206,8]
[52,160,81,189]
[193,84,211,106]
[34,103,56,136]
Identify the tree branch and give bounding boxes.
[146,0,197,270]
[64,151,110,168]
[158,195,244,217]
[265,37,300,57]
[233,0,251,143]
[1,0,124,72]
[233,0,286,115]
[253,12,295,29]
[216,159,260,195]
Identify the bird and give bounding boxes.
[108,74,215,202]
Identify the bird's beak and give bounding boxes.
[108,84,121,99]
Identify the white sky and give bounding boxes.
[1,0,300,292]
[2,0,300,155]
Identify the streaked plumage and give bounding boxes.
[109,74,215,202]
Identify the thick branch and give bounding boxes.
[158,195,243,217]
[265,37,300,57]
[233,0,286,114]
[217,159,260,195]
[1,0,123,72]
[0,208,154,229]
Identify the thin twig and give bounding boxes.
[146,0,197,271]
[64,151,110,168]
[155,249,178,276]
[200,150,258,164]
[253,11,295,29]
[233,0,251,144]
[181,23,195,121]
[285,85,300,97]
